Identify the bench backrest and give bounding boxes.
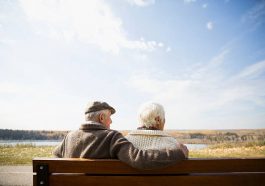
[33,158,265,186]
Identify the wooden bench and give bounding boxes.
[33,158,265,186]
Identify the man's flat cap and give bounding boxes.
[85,101,116,114]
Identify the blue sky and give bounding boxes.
[1,0,265,130]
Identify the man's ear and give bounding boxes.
[99,113,104,122]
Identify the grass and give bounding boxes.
[0,144,53,165]
[0,142,265,165]
[189,141,265,158]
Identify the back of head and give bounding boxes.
[138,102,165,129]
[84,101,115,122]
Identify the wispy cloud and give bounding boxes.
[126,0,155,7]
[128,50,265,128]
[189,49,229,81]
[241,1,265,31]
[19,0,164,55]
[124,38,165,52]
[206,21,214,30]
[184,0,197,4]
[233,60,265,80]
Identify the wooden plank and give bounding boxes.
[33,158,265,174]
[44,173,265,186]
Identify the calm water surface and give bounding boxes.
[0,140,207,149]
[0,140,61,146]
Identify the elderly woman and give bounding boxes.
[126,102,188,158]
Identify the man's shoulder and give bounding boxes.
[106,129,123,136]
[107,128,119,132]
[79,127,123,136]
[64,126,124,139]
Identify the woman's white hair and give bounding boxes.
[138,102,165,128]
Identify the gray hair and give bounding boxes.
[138,102,165,128]
[85,109,110,122]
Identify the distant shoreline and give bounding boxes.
[0,128,265,144]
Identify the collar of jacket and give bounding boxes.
[79,121,107,130]
[128,129,170,137]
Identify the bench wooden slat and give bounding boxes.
[33,158,265,174]
[33,158,265,186]
[33,173,265,186]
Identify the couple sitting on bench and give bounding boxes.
[53,101,188,170]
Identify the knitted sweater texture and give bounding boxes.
[126,130,178,150]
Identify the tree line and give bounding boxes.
[166,129,265,144]
[1,128,264,143]
[0,129,68,140]
[189,132,265,143]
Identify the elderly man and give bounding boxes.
[126,102,189,158]
[53,101,187,169]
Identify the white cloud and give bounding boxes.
[206,21,214,30]
[158,42,164,47]
[202,3,208,8]
[126,0,155,7]
[19,0,164,55]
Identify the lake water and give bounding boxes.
[185,144,208,150]
[0,140,208,150]
[0,140,61,146]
